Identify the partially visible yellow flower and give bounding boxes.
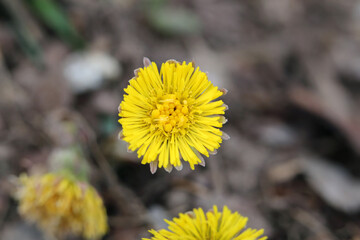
[143,205,267,240]
[119,58,228,173]
[16,173,108,239]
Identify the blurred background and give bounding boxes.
[1,0,360,239]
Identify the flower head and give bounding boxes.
[16,173,108,239]
[143,205,267,240]
[118,58,228,173]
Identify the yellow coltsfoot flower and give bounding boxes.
[119,58,228,173]
[143,205,267,240]
[16,173,108,239]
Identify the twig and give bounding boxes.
[2,0,44,40]
[209,155,226,195]
[89,140,147,222]
[291,208,338,240]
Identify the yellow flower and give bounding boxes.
[118,58,228,173]
[16,173,108,239]
[143,205,267,240]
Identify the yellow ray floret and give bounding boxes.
[143,205,267,240]
[16,173,108,239]
[119,58,228,173]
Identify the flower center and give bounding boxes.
[150,94,189,133]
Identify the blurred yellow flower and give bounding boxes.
[143,205,267,240]
[16,173,108,239]
[119,58,228,173]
